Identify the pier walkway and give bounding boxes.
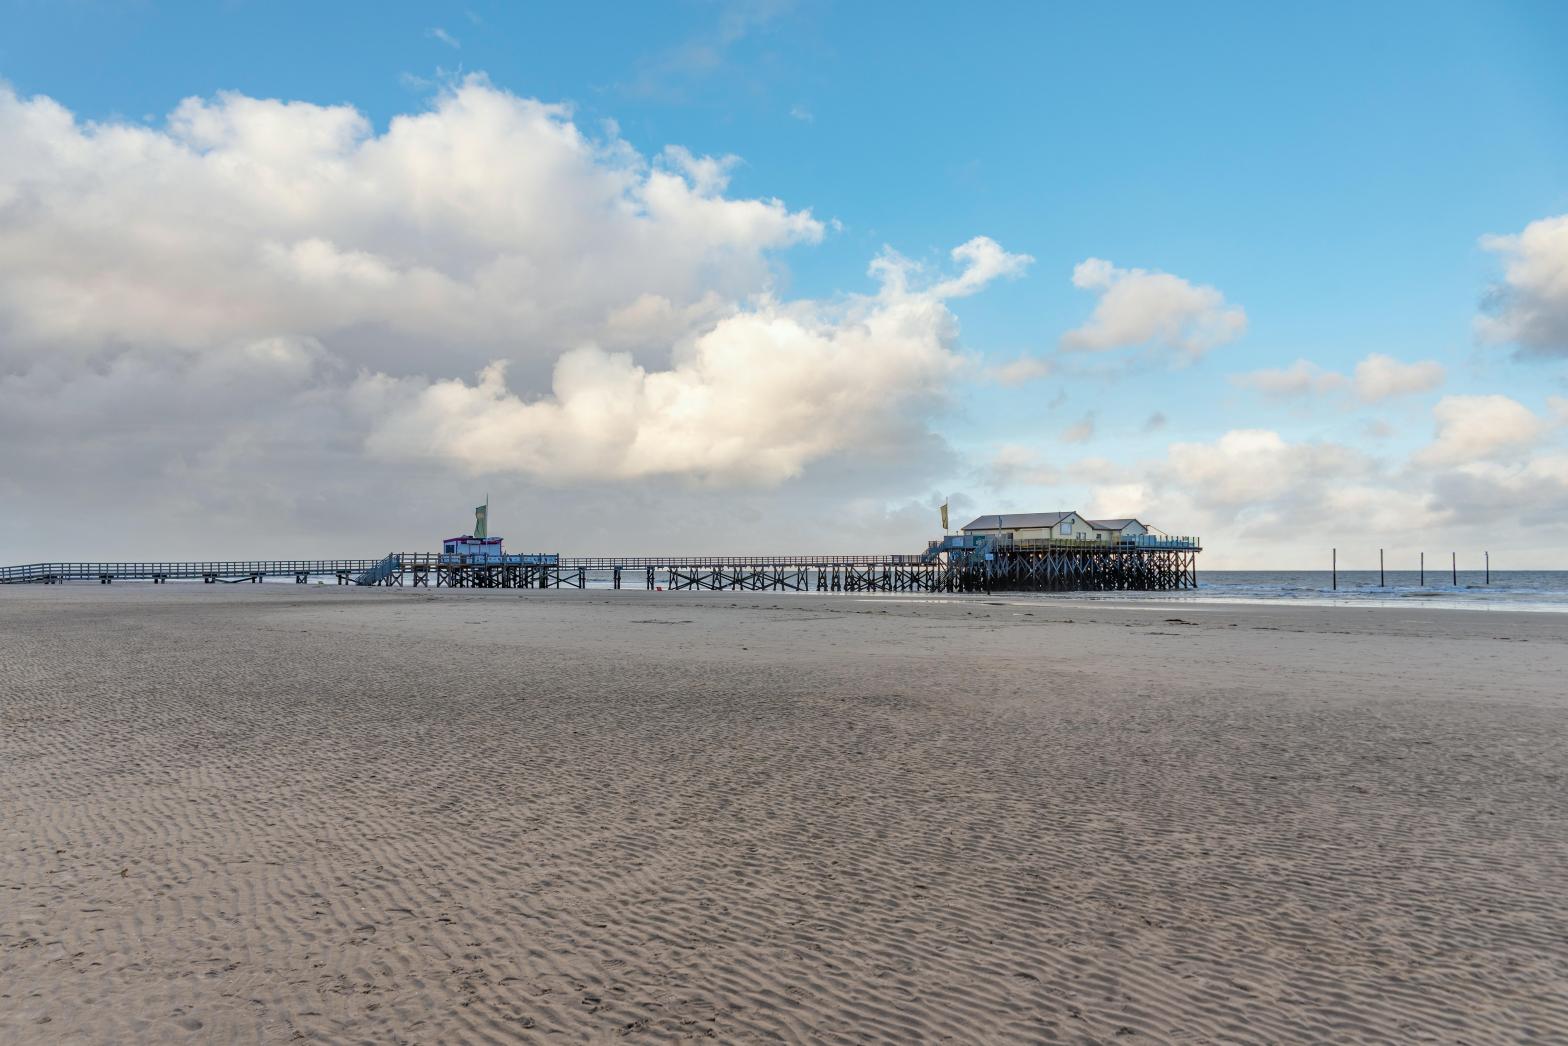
[1,542,1200,593]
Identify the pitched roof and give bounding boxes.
[961,511,1078,531]
[1088,518,1143,531]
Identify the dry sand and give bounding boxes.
[2,586,1566,1044]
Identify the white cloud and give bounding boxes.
[928,237,1033,299]
[1352,353,1445,402]
[1234,353,1444,402]
[788,104,814,123]
[1075,429,1450,564]
[1417,394,1548,466]
[1061,258,1246,360]
[357,239,1027,483]
[1085,483,1151,519]
[1167,429,1364,506]
[985,355,1053,386]
[0,77,823,370]
[1233,359,1348,398]
[0,77,1029,556]
[1013,409,1568,567]
[428,27,461,49]
[1478,214,1568,356]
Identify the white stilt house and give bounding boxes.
[960,512,1153,543]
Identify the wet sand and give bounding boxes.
[2,586,1566,1043]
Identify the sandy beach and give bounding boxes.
[2,586,1565,1043]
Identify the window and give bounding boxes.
[1059,522,1072,535]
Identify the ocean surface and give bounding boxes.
[1060,570,1568,613]
[111,567,1568,612]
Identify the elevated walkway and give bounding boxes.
[2,541,1202,593]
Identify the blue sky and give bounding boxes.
[2,1,1568,564]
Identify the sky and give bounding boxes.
[2,0,1568,568]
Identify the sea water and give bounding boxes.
[245,566,1568,612]
[1064,570,1568,613]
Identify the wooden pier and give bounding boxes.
[1,542,1200,593]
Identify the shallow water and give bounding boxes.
[1063,570,1568,613]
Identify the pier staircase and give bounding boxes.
[353,554,402,586]
[922,533,994,564]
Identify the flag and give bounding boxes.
[940,501,949,530]
[474,501,488,539]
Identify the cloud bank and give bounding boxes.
[0,78,1031,555]
[1061,393,1568,566]
[358,239,1025,483]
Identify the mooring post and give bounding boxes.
[1332,548,1337,590]
[1451,552,1457,586]
[1379,548,1384,588]
[1420,552,1424,587]
[1485,551,1490,584]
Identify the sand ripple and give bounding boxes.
[3,587,1567,1042]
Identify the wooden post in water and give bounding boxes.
[1420,552,1425,586]
[1332,548,1337,590]
[1486,551,1490,584]
[1380,548,1385,588]
[1451,552,1457,586]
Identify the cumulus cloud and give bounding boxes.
[356,239,1027,483]
[1234,353,1444,402]
[0,77,822,372]
[1060,258,1246,360]
[1351,353,1446,401]
[0,78,1031,555]
[1074,429,1449,563]
[1004,399,1568,567]
[1416,394,1548,466]
[1478,214,1568,356]
[1431,453,1568,529]
[1167,429,1365,507]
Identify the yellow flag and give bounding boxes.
[940,502,949,530]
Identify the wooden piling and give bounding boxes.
[1332,548,1337,590]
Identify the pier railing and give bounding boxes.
[556,554,930,567]
[0,560,383,583]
